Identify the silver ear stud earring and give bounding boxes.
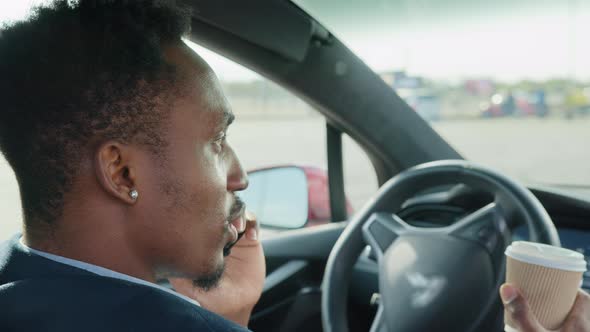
[129,189,139,200]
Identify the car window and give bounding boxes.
[294,0,590,198]
[0,160,20,238]
[187,42,378,228]
[342,134,378,211]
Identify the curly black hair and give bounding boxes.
[0,0,191,227]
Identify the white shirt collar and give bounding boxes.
[18,237,200,307]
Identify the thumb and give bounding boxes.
[243,211,259,242]
[500,284,546,332]
[233,211,259,246]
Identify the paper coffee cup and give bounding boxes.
[504,241,587,332]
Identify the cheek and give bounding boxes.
[192,148,228,208]
[131,175,228,275]
[127,131,233,275]
[164,144,228,214]
[166,149,229,251]
[188,181,226,227]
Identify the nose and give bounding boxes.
[226,145,248,192]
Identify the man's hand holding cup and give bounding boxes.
[500,241,590,332]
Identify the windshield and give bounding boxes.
[293,0,590,188]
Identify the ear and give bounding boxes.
[93,141,138,205]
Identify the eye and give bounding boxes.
[213,132,227,152]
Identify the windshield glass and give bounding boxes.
[293,0,590,189]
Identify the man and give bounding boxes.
[0,1,588,332]
[0,1,263,330]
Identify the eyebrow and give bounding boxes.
[223,110,235,128]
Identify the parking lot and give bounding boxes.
[1,116,589,239]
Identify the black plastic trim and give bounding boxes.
[326,122,347,222]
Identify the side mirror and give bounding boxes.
[239,165,353,230]
[240,166,309,229]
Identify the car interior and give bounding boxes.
[1,0,589,331]
[172,1,590,331]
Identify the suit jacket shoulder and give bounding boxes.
[0,235,250,332]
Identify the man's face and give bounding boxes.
[128,44,248,287]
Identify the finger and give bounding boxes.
[236,214,246,233]
[231,211,259,247]
[562,290,590,331]
[245,210,258,228]
[244,211,259,241]
[570,290,590,314]
[229,213,246,234]
[500,284,546,332]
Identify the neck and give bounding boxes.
[23,208,156,283]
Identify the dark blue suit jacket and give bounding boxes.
[0,235,251,331]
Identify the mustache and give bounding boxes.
[228,196,246,221]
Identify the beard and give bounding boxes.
[192,260,225,291]
[155,169,241,292]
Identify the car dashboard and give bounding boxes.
[254,184,590,332]
[351,185,590,307]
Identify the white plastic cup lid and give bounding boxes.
[505,241,587,272]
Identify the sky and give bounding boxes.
[294,0,590,82]
[0,1,37,23]
[3,0,590,83]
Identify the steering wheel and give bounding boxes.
[322,160,560,332]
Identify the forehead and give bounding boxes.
[165,43,233,128]
[196,71,234,128]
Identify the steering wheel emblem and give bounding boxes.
[406,272,447,308]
